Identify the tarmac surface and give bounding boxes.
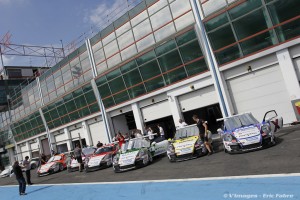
[0,125,299,186]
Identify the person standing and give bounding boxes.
[116,131,125,148]
[13,161,26,195]
[23,156,33,185]
[192,114,213,155]
[157,124,165,139]
[147,127,154,142]
[40,153,47,165]
[74,144,85,172]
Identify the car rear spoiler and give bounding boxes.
[216,112,252,122]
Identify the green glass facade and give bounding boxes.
[203,0,300,65]
[95,29,208,108]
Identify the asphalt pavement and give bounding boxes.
[1,125,299,186]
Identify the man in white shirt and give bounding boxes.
[157,124,165,139]
[22,156,33,185]
[178,119,188,128]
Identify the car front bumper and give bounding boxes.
[168,148,207,162]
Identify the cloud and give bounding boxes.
[86,0,131,29]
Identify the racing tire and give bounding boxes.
[31,164,36,169]
[148,153,153,164]
[59,164,64,171]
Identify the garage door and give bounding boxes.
[89,121,109,144]
[293,57,300,83]
[141,100,172,122]
[55,133,67,145]
[30,142,39,152]
[178,86,218,112]
[70,128,83,141]
[20,145,29,160]
[227,64,295,123]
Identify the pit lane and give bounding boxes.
[0,125,299,186]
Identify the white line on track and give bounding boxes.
[1,173,300,188]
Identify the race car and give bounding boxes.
[0,166,13,178]
[113,137,168,172]
[217,110,283,154]
[68,147,96,172]
[37,153,67,176]
[167,125,208,162]
[84,144,117,172]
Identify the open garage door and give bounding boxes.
[178,86,218,112]
[227,64,295,123]
[89,121,109,145]
[141,100,172,122]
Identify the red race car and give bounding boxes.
[37,153,67,176]
[84,144,118,172]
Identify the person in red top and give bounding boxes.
[117,131,125,148]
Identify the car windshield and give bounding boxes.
[224,113,259,130]
[82,147,96,156]
[121,138,150,152]
[47,155,61,163]
[95,146,114,154]
[174,125,199,139]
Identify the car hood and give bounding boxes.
[228,125,261,139]
[173,136,198,155]
[118,150,140,166]
[0,169,10,175]
[39,162,56,172]
[87,155,106,167]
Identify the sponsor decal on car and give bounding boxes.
[233,126,260,139]
[39,163,54,173]
[118,151,139,167]
[88,155,105,167]
[173,136,198,155]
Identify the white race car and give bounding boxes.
[113,137,168,172]
[0,166,13,178]
[217,111,283,153]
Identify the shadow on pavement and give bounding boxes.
[27,185,53,194]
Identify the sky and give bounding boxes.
[0,0,135,67]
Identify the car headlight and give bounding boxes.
[167,144,175,152]
[101,154,110,163]
[136,150,146,160]
[261,125,271,136]
[50,163,57,169]
[85,157,90,164]
[223,134,237,143]
[113,155,119,164]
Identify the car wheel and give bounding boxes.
[148,153,153,163]
[31,164,36,169]
[59,164,64,171]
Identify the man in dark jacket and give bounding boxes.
[13,161,26,195]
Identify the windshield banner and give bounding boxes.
[118,151,139,166]
[173,136,198,155]
[88,155,105,167]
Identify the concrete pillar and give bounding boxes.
[36,137,43,154]
[82,121,93,147]
[190,0,233,117]
[25,141,32,159]
[132,103,145,133]
[16,145,22,161]
[64,128,73,151]
[7,147,16,165]
[276,49,300,100]
[168,96,183,127]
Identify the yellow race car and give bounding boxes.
[167,125,208,162]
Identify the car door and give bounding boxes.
[263,110,283,132]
